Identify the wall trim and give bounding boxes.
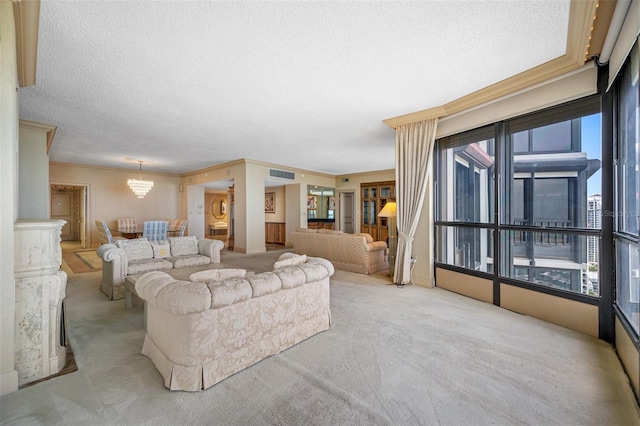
[49,161,179,177]
[12,0,40,87]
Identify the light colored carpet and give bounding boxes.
[1,250,639,425]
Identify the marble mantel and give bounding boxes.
[14,219,67,386]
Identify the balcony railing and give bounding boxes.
[513,220,572,246]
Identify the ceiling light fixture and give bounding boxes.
[127,160,154,198]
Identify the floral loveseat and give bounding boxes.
[289,229,388,274]
[135,253,334,391]
[97,236,223,300]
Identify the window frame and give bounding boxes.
[434,94,602,304]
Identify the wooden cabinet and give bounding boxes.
[361,181,395,242]
[265,222,286,245]
[308,221,334,230]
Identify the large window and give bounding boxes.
[615,41,640,334]
[435,96,601,298]
[436,128,495,273]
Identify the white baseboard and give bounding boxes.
[0,370,19,396]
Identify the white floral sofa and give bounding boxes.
[289,228,388,274]
[135,253,334,391]
[97,236,224,300]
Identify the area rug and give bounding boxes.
[62,250,101,274]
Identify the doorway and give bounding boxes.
[50,184,88,248]
[339,192,355,234]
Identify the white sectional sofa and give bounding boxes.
[97,236,224,300]
[135,253,334,391]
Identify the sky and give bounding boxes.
[582,113,602,197]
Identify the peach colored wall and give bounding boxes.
[500,283,599,337]
[265,185,286,223]
[50,162,181,247]
[616,318,639,397]
[435,267,493,303]
[435,268,600,337]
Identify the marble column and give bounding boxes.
[13,220,67,386]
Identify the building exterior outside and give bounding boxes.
[587,194,601,264]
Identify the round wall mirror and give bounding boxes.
[212,198,227,219]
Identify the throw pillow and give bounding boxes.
[168,236,199,256]
[116,238,153,261]
[273,254,307,270]
[151,240,171,258]
[189,269,247,283]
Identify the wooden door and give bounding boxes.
[340,192,354,233]
[79,186,87,248]
[51,192,75,241]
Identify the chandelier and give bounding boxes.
[127,161,154,198]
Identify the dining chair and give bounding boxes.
[168,219,187,237]
[143,220,168,241]
[96,220,126,244]
[117,218,138,234]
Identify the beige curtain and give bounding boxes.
[393,118,438,284]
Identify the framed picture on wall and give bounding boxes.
[307,194,317,209]
[265,192,275,213]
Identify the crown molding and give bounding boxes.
[19,119,56,153]
[12,0,40,87]
[383,0,602,129]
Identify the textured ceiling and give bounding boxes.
[19,0,571,176]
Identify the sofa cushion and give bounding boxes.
[274,267,307,289]
[248,272,282,297]
[169,236,199,256]
[116,238,153,261]
[273,254,307,270]
[155,281,212,315]
[151,240,171,258]
[295,228,317,233]
[355,233,374,243]
[207,278,252,309]
[128,258,173,275]
[300,263,331,283]
[317,229,342,235]
[170,254,211,268]
[190,269,247,283]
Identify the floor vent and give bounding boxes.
[269,168,295,180]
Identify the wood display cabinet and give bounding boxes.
[361,181,395,242]
[265,222,286,245]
